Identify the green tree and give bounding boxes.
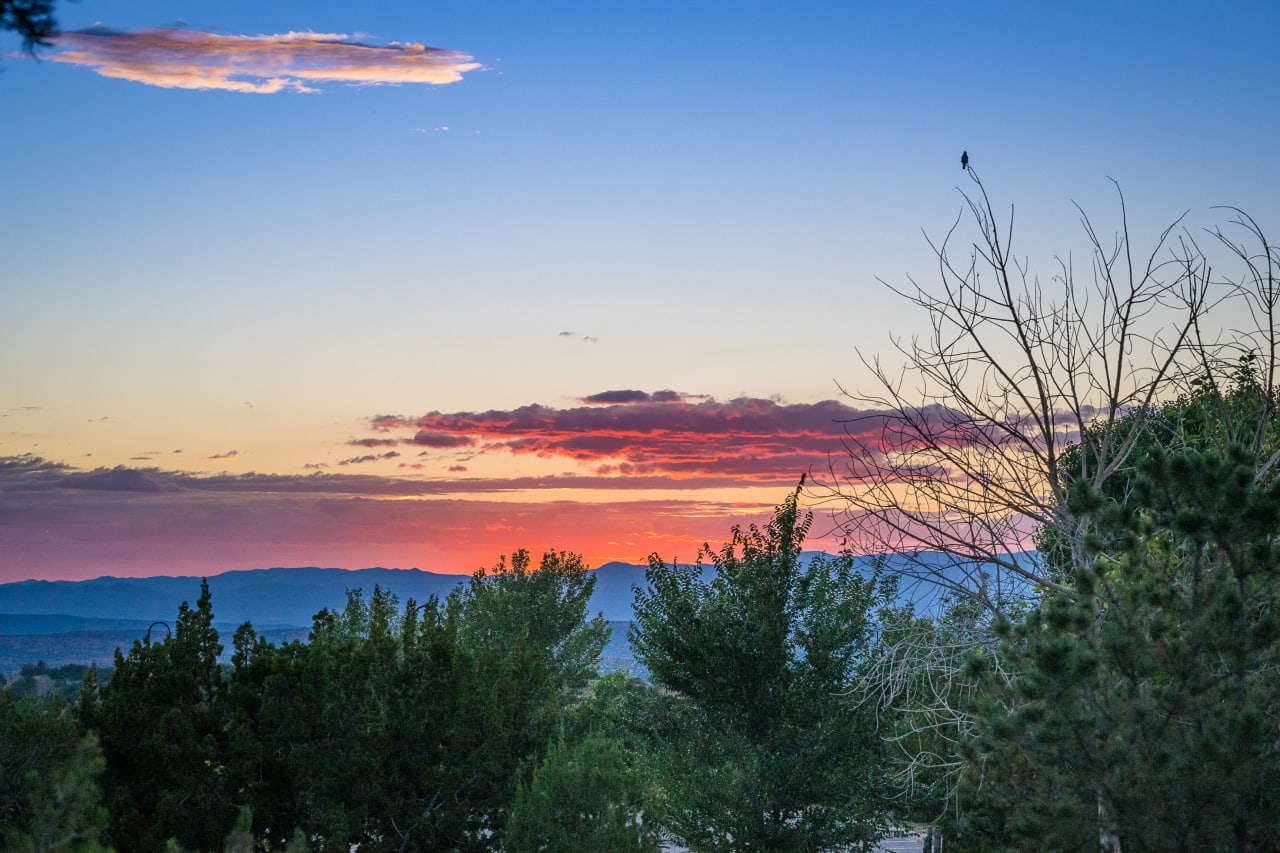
[81,580,238,852]
[446,549,612,848]
[232,585,465,850]
[222,553,609,852]
[506,730,661,853]
[964,442,1280,851]
[72,555,610,852]
[453,548,611,693]
[826,176,1279,843]
[0,689,111,851]
[506,672,666,853]
[632,486,895,852]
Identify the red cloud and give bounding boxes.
[365,393,900,483]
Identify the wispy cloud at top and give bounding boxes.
[49,27,481,93]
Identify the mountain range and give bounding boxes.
[0,562,682,673]
[0,562,661,626]
[0,552,1006,673]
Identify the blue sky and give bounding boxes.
[3,0,1279,580]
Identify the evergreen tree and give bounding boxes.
[81,579,237,852]
[506,731,661,853]
[445,549,611,848]
[0,689,111,852]
[965,443,1280,851]
[453,548,611,693]
[219,555,609,852]
[632,487,895,851]
[71,555,610,851]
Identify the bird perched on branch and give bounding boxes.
[961,150,969,170]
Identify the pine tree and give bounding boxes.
[0,689,111,852]
[632,487,896,851]
[965,442,1280,851]
[82,579,238,852]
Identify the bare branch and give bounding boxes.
[812,174,1248,608]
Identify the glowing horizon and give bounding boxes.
[1,389,881,581]
[3,1,1278,583]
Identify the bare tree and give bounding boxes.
[819,169,1224,611]
[1198,207,1280,469]
[860,599,1003,806]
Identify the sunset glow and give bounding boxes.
[3,1,1278,583]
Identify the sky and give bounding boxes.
[3,0,1280,582]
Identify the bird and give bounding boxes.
[961,150,969,170]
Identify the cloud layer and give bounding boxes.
[365,391,893,483]
[50,27,480,93]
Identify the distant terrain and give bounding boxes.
[0,553,954,674]
[0,562,672,673]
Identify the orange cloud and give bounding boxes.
[50,27,481,93]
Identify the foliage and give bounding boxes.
[455,549,610,693]
[1038,352,1280,576]
[0,688,111,852]
[18,663,95,682]
[962,442,1280,851]
[506,730,661,853]
[506,672,666,853]
[446,549,612,847]
[7,663,95,707]
[827,176,1279,846]
[0,0,55,51]
[270,586,496,850]
[75,549,609,852]
[632,486,895,851]
[79,580,232,852]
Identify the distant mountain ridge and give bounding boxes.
[1,551,1001,629]
[0,553,1020,673]
[0,562,663,631]
[0,563,665,674]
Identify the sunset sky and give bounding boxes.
[4,1,1280,581]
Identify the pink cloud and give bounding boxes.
[365,393,902,483]
[50,27,480,93]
